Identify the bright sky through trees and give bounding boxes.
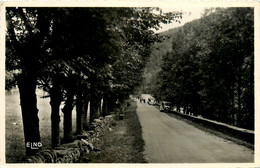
[156,7,206,33]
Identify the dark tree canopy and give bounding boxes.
[143,7,254,130]
[6,7,182,156]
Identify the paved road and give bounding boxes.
[136,101,254,163]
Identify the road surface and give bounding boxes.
[136,101,254,163]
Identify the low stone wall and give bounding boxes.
[22,115,115,163]
[171,111,254,144]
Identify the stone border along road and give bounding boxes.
[22,115,115,163]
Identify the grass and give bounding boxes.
[5,89,77,163]
[79,100,147,163]
[6,90,146,163]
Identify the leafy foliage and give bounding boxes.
[144,8,254,130]
[6,7,182,153]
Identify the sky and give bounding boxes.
[156,7,207,33]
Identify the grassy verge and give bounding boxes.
[79,101,146,163]
[5,89,77,163]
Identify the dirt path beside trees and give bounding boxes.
[79,101,146,163]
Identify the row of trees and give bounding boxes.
[144,8,254,130]
[6,7,182,156]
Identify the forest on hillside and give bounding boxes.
[142,8,254,130]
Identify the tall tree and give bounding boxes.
[6,7,183,155]
[6,8,52,155]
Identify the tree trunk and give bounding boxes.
[184,105,187,114]
[100,98,104,117]
[50,84,62,148]
[97,99,101,118]
[82,98,90,130]
[90,99,96,122]
[90,96,101,122]
[62,89,74,143]
[102,97,109,116]
[18,74,41,156]
[76,92,83,135]
[177,105,180,112]
[107,96,116,113]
